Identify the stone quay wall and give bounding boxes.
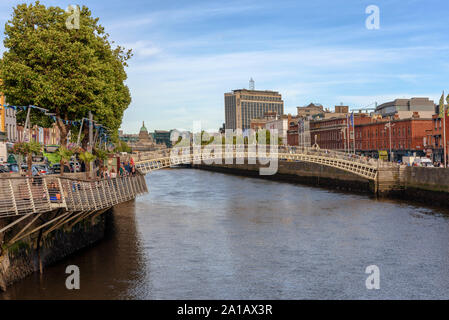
[0,208,112,291]
[193,161,449,207]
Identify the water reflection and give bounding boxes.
[0,201,146,300]
[2,168,449,299]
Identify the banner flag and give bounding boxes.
[446,94,449,116]
[439,91,445,118]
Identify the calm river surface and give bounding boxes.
[2,168,449,299]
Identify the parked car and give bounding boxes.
[413,157,434,167]
[19,165,41,176]
[6,164,19,173]
[51,163,61,174]
[33,164,51,175]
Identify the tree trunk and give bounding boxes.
[57,118,68,176]
[27,153,32,177]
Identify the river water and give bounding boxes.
[1,168,449,299]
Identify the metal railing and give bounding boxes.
[0,174,148,218]
[134,146,386,180]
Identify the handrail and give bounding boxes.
[0,174,147,218]
[134,147,385,180]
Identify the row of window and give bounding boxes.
[5,123,17,141]
[241,102,283,109]
[311,119,345,129]
[242,105,283,128]
[241,95,282,102]
[434,118,443,130]
[357,141,411,150]
[319,141,412,150]
[356,126,411,138]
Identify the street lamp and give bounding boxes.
[341,128,346,153]
[385,120,395,162]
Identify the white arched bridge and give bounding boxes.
[134,146,382,181]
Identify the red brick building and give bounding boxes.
[354,114,433,160]
[287,118,299,146]
[310,116,347,149]
[309,113,371,150]
[425,112,449,163]
[305,111,433,161]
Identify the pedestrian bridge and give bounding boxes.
[134,147,382,181]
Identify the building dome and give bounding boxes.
[140,121,148,132]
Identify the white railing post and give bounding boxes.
[26,178,36,213]
[112,179,119,204]
[8,179,19,215]
[94,182,102,208]
[124,176,131,199]
[57,178,68,210]
[42,177,51,209]
[89,183,97,210]
[100,180,109,207]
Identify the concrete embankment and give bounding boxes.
[393,166,449,207]
[193,161,374,194]
[193,161,449,208]
[0,208,112,291]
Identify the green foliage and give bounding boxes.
[66,142,84,154]
[43,150,61,165]
[16,108,54,128]
[114,140,131,153]
[93,147,110,160]
[12,141,42,156]
[69,125,85,143]
[78,151,96,165]
[57,146,73,161]
[0,1,132,142]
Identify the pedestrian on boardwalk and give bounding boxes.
[125,161,131,174]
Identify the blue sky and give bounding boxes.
[1,0,449,133]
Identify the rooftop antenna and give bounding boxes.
[249,78,255,90]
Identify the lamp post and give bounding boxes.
[385,120,395,162]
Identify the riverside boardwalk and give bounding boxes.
[0,171,148,290]
[0,173,147,245]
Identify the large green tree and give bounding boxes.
[0,1,132,146]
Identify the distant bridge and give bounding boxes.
[135,146,382,181]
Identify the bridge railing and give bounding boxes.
[136,146,387,168]
[0,174,148,218]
